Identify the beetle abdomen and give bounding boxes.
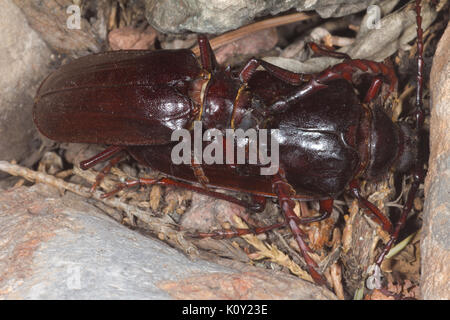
[37,49,200,91]
[34,49,201,145]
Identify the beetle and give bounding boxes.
[33,1,427,285]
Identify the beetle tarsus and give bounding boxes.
[190,157,210,190]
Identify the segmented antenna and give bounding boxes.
[415,0,424,129]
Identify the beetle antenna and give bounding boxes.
[415,0,424,129]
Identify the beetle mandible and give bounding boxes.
[33,0,427,285]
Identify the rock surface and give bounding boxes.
[0,184,336,299]
[421,23,450,300]
[12,0,104,56]
[145,0,385,34]
[0,0,51,163]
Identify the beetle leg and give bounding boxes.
[191,198,332,239]
[190,221,286,239]
[266,60,398,114]
[314,199,333,222]
[190,156,210,190]
[197,34,219,73]
[249,194,267,212]
[348,180,393,233]
[79,146,124,170]
[272,168,327,285]
[364,76,384,103]
[307,42,351,60]
[78,146,126,192]
[101,176,270,212]
[89,153,126,193]
[239,57,312,85]
[314,59,398,96]
[376,169,424,266]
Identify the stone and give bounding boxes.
[12,0,104,56]
[108,26,158,50]
[421,23,450,300]
[0,184,336,299]
[145,0,385,34]
[0,0,51,163]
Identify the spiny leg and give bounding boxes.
[79,146,123,170]
[272,168,327,285]
[190,155,210,189]
[239,57,313,85]
[349,180,393,233]
[376,170,423,265]
[237,53,397,115]
[192,221,287,239]
[101,176,267,213]
[220,198,334,252]
[78,146,126,192]
[250,194,267,213]
[264,60,397,114]
[193,197,333,240]
[108,170,331,285]
[90,153,126,192]
[308,42,351,60]
[364,76,384,103]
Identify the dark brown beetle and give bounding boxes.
[33,1,427,285]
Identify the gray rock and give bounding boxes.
[263,1,437,74]
[421,23,450,300]
[0,184,336,299]
[12,0,104,56]
[345,0,437,61]
[0,0,51,163]
[145,0,384,34]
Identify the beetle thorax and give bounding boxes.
[189,69,253,131]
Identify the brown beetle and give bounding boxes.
[33,1,427,285]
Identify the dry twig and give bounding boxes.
[0,160,198,257]
[191,12,315,56]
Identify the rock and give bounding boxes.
[0,184,335,299]
[421,23,450,300]
[265,1,437,74]
[108,26,158,50]
[145,0,385,34]
[214,28,278,65]
[345,1,437,61]
[0,0,51,164]
[12,0,104,56]
[180,192,246,232]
